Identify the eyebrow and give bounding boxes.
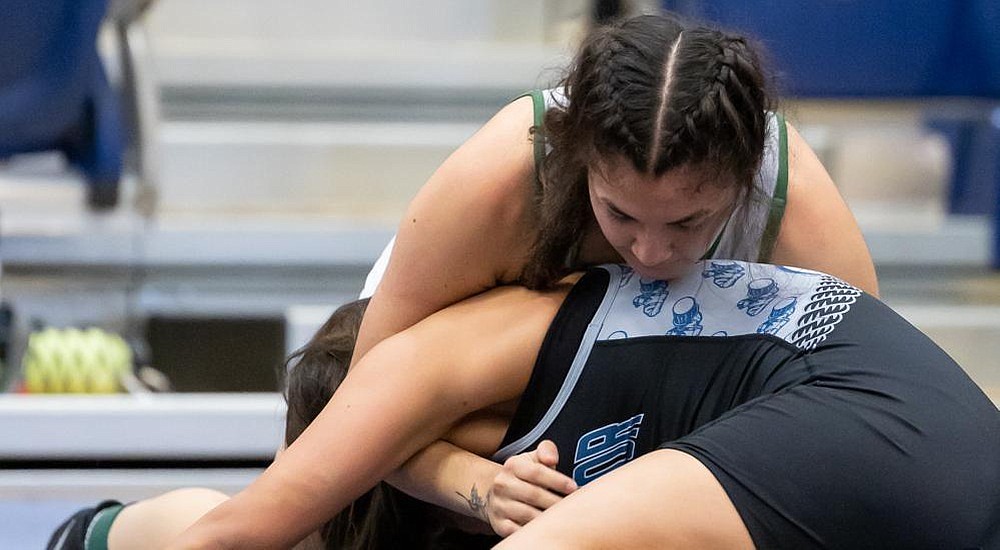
[602,198,709,225]
[605,201,632,218]
[667,210,710,225]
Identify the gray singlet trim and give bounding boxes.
[492,265,623,462]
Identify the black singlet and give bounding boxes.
[495,261,1000,549]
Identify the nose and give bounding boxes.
[630,231,673,268]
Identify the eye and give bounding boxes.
[607,205,634,222]
[670,217,704,231]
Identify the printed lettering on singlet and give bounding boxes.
[597,261,861,349]
[572,414,644,486]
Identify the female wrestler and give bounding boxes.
[48,298,503,550]
[171,261,999,549]
[354,11,878,369]
[357,11,879,519]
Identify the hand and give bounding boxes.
[487,440,578,537]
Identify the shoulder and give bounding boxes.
[604,261,864,351]
[769,121,879,295]
[409,95,536,226]
[784,121,824,191]
[398,282,572,399]
[395,95,539,281]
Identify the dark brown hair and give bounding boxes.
[279,299,494,550]
[521,12,775,288]
[279,298,434,549]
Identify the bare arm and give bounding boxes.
[495,449,753,549]
[108,489,230,550]
[352,95,538,368]
[770,121,880,296]
[392,415,577,536]
[348,96,544,535]
[169,284,567,549]
[392,435,502,529]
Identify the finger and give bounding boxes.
[491,498,543,526]
[540,468,578,495]
[495,476,565,509]
[536,440,560,467]
[492,518,521,538]
[511,458,578,495]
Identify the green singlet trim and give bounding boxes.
[84,504,125,550]
[758,112,789,262]
[701,217,729,260]
[521,89,546,191]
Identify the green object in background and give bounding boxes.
[21,326,133,394]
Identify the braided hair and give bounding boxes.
[521,13,775,288]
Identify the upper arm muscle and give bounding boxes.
[353,96,538,365]
[398,283,570,407]
[769,122,880,296]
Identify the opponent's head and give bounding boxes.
[281,298,368,447]
[280,299,449,550]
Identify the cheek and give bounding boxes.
[676,237,709,259]
[677,223,723,258]
[589,201,629,248]
[594,216,630,249]
[658,231,700,261]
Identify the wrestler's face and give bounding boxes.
[588,157,736,281]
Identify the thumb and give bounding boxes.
[536,440,560,468]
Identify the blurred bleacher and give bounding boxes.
[1,0,997,421]
[0,2,998,544]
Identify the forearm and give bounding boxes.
[170,343,464,549]
[388,439,501,525]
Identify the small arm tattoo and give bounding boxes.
[457,484,491,522]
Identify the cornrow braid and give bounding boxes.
[649,31,684,171]
[591,39,649,169]
[520,13,776,289]
[650,29,772,184]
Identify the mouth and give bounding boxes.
[630,255,706,281]
[632,263,685,281]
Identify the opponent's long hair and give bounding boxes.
[279,299,494,549]
[279,298,433,549]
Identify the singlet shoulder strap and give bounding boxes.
[758,112,789,263]
[515,89,547,192]
[700,216,729,260]
[85,503,127,550]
